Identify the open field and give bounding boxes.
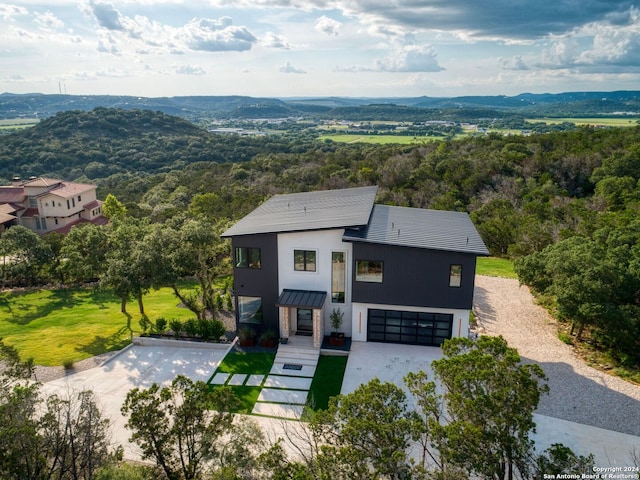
[0,285,199,366]
[318,134,450,144]
[0,118,40,129]
[527,117,639,127]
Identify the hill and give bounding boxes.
[2,91,640,122]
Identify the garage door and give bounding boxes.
[367,309,453,346]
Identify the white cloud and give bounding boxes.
[0,3,28,21]
[34,11,64,31]
[374,45,443,72]
[260,32,291,49]
[315,15,341,36]
[182,17,257,52]
[499,56,529,71]
[175,64,206,75]
[279,61,306,74]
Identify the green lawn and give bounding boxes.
[213,351,276,375]
[0,285,197,366]
[526,117,639,127]
[476,257,517,279]
[306,355,348,411]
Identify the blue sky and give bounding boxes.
[2,0,640,98]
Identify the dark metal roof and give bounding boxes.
[221,186,377,237]
[343,204,490,256]
[277,289,327,309]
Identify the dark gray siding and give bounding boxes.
[232,233,279,335]
[351,242,477,309]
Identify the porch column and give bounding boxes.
[313,309,322,348]
[280,307,290,339]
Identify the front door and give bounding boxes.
[297,308,313,334]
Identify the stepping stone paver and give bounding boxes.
[227,374,247,386]
[264,375,312,390]
[210,372,230,385]
[245,374,265,386]
[258,388,308,405]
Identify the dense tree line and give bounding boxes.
[2,108,640,370]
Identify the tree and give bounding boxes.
[0,225,49,287]
[320,378,416,479]
[0,339,119,479]
[121,375,250,480]
[60,223,109,284]
[430,336,549,480]
[102,193,127,219]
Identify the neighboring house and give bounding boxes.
[222,186,489,349]
[0,176,106,235]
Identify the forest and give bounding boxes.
[1,107,639,373]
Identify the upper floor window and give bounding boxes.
[356,260,383,283]
[29,197,37,208]
[78,195,82,202]
[235,247,261,269]
[449,264,462,287]
[294,249,316,272]
[331,251,346,303]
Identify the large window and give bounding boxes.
[356,260,383,283]
[331,251,346,303]
[235,247,261,269]
[294,249,316,272]
[449,264,462,287]
[237,296,263,324]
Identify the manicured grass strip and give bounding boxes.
[306,355,348,411]
[209,385,262,414]
[214,351,275,375]
[0,285,199,366]
[476,257,517,279]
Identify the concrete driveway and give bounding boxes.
[341,340,640,466]
[40,338,232,461]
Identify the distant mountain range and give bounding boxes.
[1,91,639,122]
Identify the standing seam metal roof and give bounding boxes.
[342,204,490,256]
[221,186,378,237]
[276,289,327,309]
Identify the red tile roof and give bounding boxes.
[49,216,109,235]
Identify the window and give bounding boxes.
[238,296,263,324]
[29,197,37,208]
[35,217,41,230]
[356,260,383,283]
[66,200,70,209]
[294,249,316,272]
[78,195,82,202]
[449,264,462,287]
[71,198,75,208]
[235,247,261,269]
[331,251,346,303]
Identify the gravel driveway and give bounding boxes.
[474,275,640,437]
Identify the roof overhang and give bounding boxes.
[276,289,327,309]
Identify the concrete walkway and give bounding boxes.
[252,337,319,420]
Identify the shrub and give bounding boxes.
[155,317,167,333]
[238,326,256,342]
[63,359,74,370]
[139,316,151,334]
[198,318,226,342]
[225,293,233,311]
[184,318,198,337]
[215,292,223,310]
[169,319,183,338]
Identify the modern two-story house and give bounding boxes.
[221,186,489,349]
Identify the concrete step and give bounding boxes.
[264,375,312,390]
[269,364,316,377]
[274,354,318,368]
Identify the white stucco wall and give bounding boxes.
[350,302,470,342]
[277,229,353,336]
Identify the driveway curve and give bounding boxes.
[474,275,640,437]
